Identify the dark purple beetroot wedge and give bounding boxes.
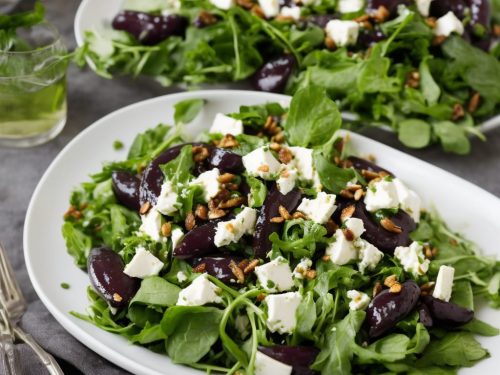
[192,256,244,284]
[208,148,244,174]
[421,295,474,327]
[173,221,219,259]
[112,10,188,45]
[253,186,302,258]
[307,14,337,28]
[111,171,141,211]
[259,345,319,375]
[347,156,394,176]
[139,142,211,206]
[366,280,420,339]
[251,55,296,93]
[353,202,415,254]
[87,247,139,308]
[418,302,434,328]
[429,0,467,19]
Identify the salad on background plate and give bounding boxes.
[76,0,500,153]
[62,87,500,374]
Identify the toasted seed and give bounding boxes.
[279,205,292,220]
[354,14,370,22]
[161,222,172,237]
[346,184,363,192]
[340,189,354,199]
[305,270,317,280]
[343,228,355,241]
[322,254,331,262]
[278,147,293,164]
[185,211,196,231]
[380,218,402,233]
[468,92,481,113]
[420,281,435,293]
[373,5,389,22]
[354,189,364,201]
[236,0,254,10]
[425,17,437,28]
[197,10,217,26]
[292,211,307,220]
[269,142,281,151]
[229,260,245,284]
[264,115,275,130]
[361,169,380,180]
[325,35,336,50]
[193,263,206,273]
[494,24,500,37]
[452,103,465,121]
[270,216,285,223]
[244,259,261,274]
[432,35,447,46]
[325,219,338,236]
[431,247,439,257]
[340,205,356,223]
[193,146,210,162]
[218,173,235,183]
[219,197,245,209]
[113,293,123,302]
[139,201,152,215]
[373,282,382,297]
[361,20,373,29]
[389,282,402,294]
[258,164,270,172]
[64,205,82,220]
[219,134,239,148]
[238,259,250,270]
[208,208,227,220]
[251,4,265,18]
[384,274,398,288]
[272,131,285,143]
[256,293,266,302]
[195,204,209,220]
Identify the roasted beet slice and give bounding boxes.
[87,247,139,308]
[421,295,474,327]
[253,186,302,258]
[347,156,393,176]
[112,10,188,45]
[259,345,319,375]
[173,221,219,259]
[251,55,296,93]
[192,256,244,284]
[307,14,337,28]
[366,280,420,339]
[111,171,141,211]
[429,0,467,19]
[208,148,244,174]
[367,0,413,17]
[418,302,434,328]
[139,143,211,206]
[352,201,415,254]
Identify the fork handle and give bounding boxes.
[14,327,64,375]
[0,334,21,375]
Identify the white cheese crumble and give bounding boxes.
[433,265,455,302]
[364,178,399,212]
[214,207,257,247]
[277,165,298,195]
[357,239,384,274]
[139,209,163,242]
[176,271,188,283]
[258,0,280,18]
[415,0,433,17]
[156,180,179,216]
[255,256,294,292]
[337,0,365,13]
[293,257,313,279]
[325,229,358,265]
[393,178,421,222]
[123,246,164,279]
[171,228,184,249]
[209,113,243,136]
[347,290,371,310]
[344,217,365,238]
[297,192,337,224]
[265,292,302,334]
[242,146,282,180]
[280,6,301,20]
[255,351,293,375]
[394,241,430,277]
[288,147,321,189]
[434,11,464,37]
[325,20,360,47]
[209,0,234,11]
[190,168,221,202]
[177,274,222,306]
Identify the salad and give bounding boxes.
[77,0,500,153]
[63,87,500,375]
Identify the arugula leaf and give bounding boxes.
[357,47,401,94]
[270,219,327,258]
[461,318,500,337]
[419,58,441,106]
[284,86,341,148]
[398,119,431,149]
[295,291,317,339]
[159,144,194,187]
[161,306,223,364]
[61,222,92,269]
[173,99,205,125]
[0,2,44,30]
[314,152,356,194]
[418,332,489,367]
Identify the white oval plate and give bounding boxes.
[25,90,500,375]
[74,0,500,133]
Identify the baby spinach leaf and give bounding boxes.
[433,121,470,155]
[295,291,317,339]
[173,99,205,125]
[398,119,431,149]
[284,86,341,148]
[354,334,411,364]
[450,280,473,310]
[314,153,356,194]
[461,318,500,337]
[161,306,223,364]
[130,277,180,307]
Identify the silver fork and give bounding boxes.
[1,308,21,375]
[0,243,64,375]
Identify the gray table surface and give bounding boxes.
[1,0,499,374]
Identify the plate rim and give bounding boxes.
[24,89,500,375]
[73,0,500,134]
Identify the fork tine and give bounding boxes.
[0,243,25,314]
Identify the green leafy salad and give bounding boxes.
[63,87,500,374]
[76,0,500,153]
